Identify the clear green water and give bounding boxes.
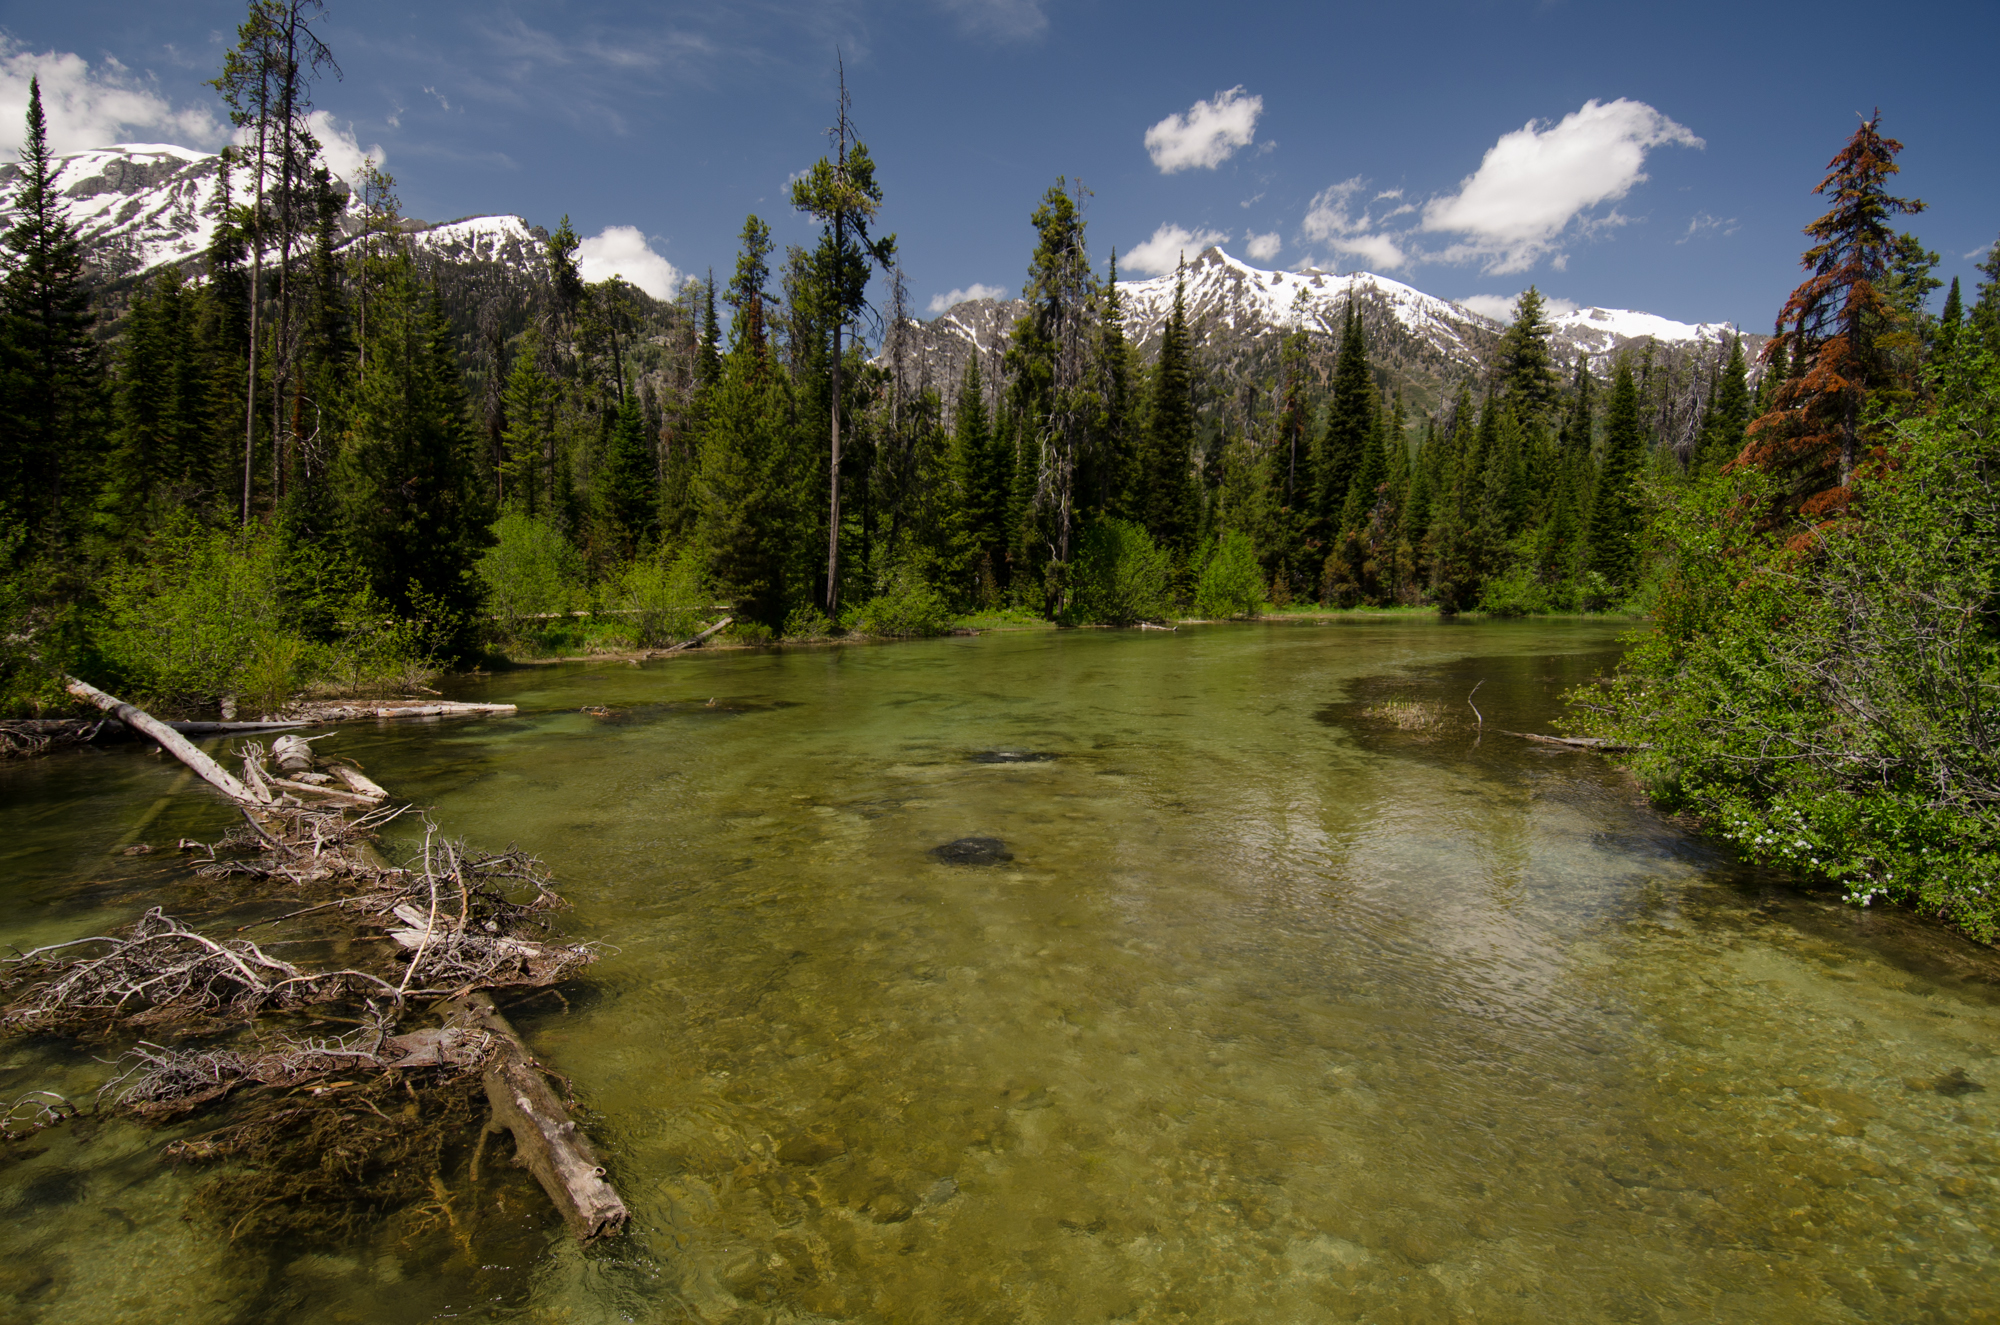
[3,619,1998,1324]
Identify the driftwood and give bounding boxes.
[6,687,627,1242]
[451,991,628,1239]
[277,699,518,722]
[650,616,733,657]
[1501,730,1644,752]
[65,677,266,804]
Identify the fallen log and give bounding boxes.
[1501,730,1645,752]
[328,765,390,802]
[651,616,733,657]
[279,700,519,722]
[450,991,629,1240]
[64,677,266,804]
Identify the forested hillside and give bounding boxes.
[2,7,1996,937]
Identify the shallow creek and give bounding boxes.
[2,618,1997,1323]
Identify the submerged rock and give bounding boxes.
[930,836,1013,866]
[968,750,1058,764]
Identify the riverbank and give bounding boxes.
[7,617,1991,1323]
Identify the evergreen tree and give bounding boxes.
[1695,336,1751,472]
[1004,178,1097,585]
[1137,260,1198,561]
[1937,276,1963,363]
[0,77,103,551]
[1745,112,1924,513]
[698,271,722,388]
[790,69,895,614]
[1087,249,1137,519]
[599,392,658,559]
[1496,287,1562,427]
[499,332,554,516]
[337,257,493,653]
[1319,301,1373,536]
[99,270,211,540]
[952,349,1008,599]
[1586,358,1646,594]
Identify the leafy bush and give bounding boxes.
[783,603,835,640]
[615,549,709,648]
[845,569,953,639]
[94,524,294,711]
[1066,519,1173,625]
[1476,562,1550,617]
[1194,531,1266,618]
[476,513,584,640]
[85,523,439,715]
[1570,349,2000,941]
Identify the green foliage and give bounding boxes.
[614,548,709,648]
[83,522,435,715]
[844,567,952,639]
[476,512,583,639]
[1067,518,1173,625]
[782,602,835,640]
[1571,348,2000,941]
[337,256,493,657]
[1194,530,1265,619]
[1586,359,1646,593]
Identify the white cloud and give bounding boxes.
[0,37,221,159]
[1457,292,1581,324]
[1301,177,1409,270]
[578,225,685,299]
[1677,210,1737,244]
[928,282,1008,313]
[1124,223,1228,276]
[1245,231,1281,262]
[934,0,1048,40]
[1144,86,1262,174]
[303,111,385,183]
[1421,98,1702,274]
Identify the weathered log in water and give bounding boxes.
[277,699,519,721]
[63,677,266,802]
[648,615,734,657]
[4,684,627,1244]
[450,991,630,1240]
[1501,730,1646,752]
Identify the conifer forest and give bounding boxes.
[3,4,2000,1317]
[3,7,1998,946]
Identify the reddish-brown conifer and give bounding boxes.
[1738,112,1923,524]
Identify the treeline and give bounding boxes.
[1575,113,2000,942]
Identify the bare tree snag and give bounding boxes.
[64,678,266,804]
[449,991,629,1240]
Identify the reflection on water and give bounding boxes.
[3,619,1997,1323]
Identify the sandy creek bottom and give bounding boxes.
[1,618,1996,1324]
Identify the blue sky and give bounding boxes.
[2,0,1995,331]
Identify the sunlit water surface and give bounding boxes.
[3,619,1997,1324]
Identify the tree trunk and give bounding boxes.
[63,678,265,804]
[450,991,629,1240]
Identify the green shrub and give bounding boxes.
[615,549,709,648]
[94,524,293,711]
[1476,562,1549,617]
[1066,519,1173,625]
[783,603,835,640]
[1570,348,2000,941]
[1194,531,1266,619]
[476,513,584,639]
[845,569,953,639]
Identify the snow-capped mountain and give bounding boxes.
[0,142,544,283]
[893,246,1752,418]
[0,143,235,278]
